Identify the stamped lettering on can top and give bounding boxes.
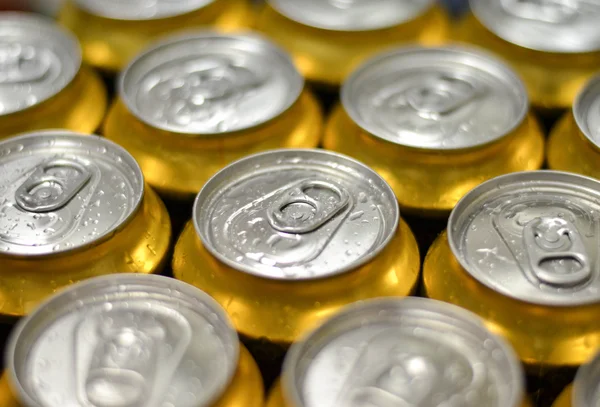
[285,298,523,407]
[470,0,600,53]
[194,150,399,279]
[120,33,304,135]
[574,74,600,148]
[342,46,527,150]
[0,132,144,256]
[449,171,600,306]
[7,274,239,407]
[269,0,435,31]
[74,0,215,20]
[0,13,80,116]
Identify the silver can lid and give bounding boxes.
[7,273,239,407]
[268,0,435,31]
[74,0,215,20]
[0,12,81,116]
[573,349,600,407]
[448,171,600,307]
[283,297,524,407]
[193,149,399,280]
[342,46,528,150]
[0,131,144,256]
[470,0,600,53]
[574,73,600,149]
[120,32,303,135]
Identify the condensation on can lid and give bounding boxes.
[268,0,435,31]
[74,0,215,20]
[6,273,239,407]
[448,170,600,307]
[0,131,144,256]
[573,348,600,407]
[120,32,303,135]
[283,297,524,407]
[0,13,81,116]
[193,149,399,280]
[341,46,528,150]
[470,0,600,53]
[574,73,600,149]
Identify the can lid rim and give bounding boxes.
[72,0,216,21]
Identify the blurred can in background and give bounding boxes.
[455,0,600,114]
[256,0,449,90]
[552,349,600,407]
[0,13,106,139]
[0,131,171,319]
[58,0,255,74]
[548,73,600,178]
[104,32,322,201]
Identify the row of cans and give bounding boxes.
[5,11,600,213]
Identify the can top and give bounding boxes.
[573,348,600,407]
[341,46,528,150]
[574,73,600,148]
[448,171,600,307]
[193,149,399,280]
[7,273,239,407]
[283,297,524,407]
[0,131,144,257]
[0,12,81,116]
[471,0,600,53]
[120,32,303,135]
[74,0,215,20]
[268,0,435,31]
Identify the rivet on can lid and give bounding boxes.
[448,170,600,306]
[6,273,239,407]
[470,0,600,53]
[0,131,144,256]
[341,46,528,150]
[283,297,524,407]
[574,73,600,149]
[74,0,215,20]
[0,13,81,116]
[268,0,435,31]
[193,149,399,280]
[120,32,304,135]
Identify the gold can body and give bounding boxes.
[0,186,171,319]
[324,106,545,217]
[423,232,600,373]
[454,14,600,112]
[59,0,255,73]
[105,90,323,201]
[551,385,573,407]
[0,66,106,140]
[0,344,263,407]
[173,218,420,346]
[548,111,600,178]
[256,5,449,88]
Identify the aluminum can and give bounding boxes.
[0,12,106,140]
[173,149,420,347]
[266,297,530,407]
[256,0,449,89]
[552,349,600,407]
[454,0,600,112]
[3,273,264,407]
[549,73,600,177]
[424,171,600,375]
[104,32,322,201]
[324,45,544,217]
[58,0,254,73]
[0,131,171,319]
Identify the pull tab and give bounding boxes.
[500,0,583,23]
[15,158,92,213]
[267,180,350,234]
[405,74,483,119]
[523,217,592,287]
[0,43,50,84]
